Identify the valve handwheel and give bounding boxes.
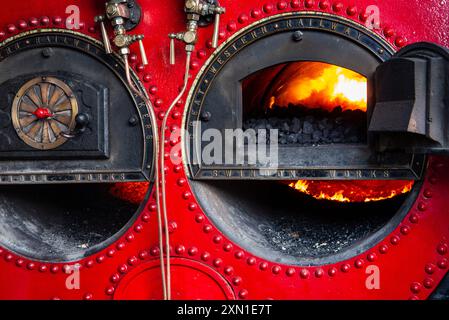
[11,77,79,150]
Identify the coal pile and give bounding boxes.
[243,105,367,145]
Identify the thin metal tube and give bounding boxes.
[160,51,192,300]
[124,55,168,300]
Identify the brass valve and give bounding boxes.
[169,0,225,65]
[95,0,148,65]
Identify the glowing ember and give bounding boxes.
[289,180,414,203]
[268,62,367,112]
[109,182,150,204]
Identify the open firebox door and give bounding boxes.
[369,42,449,154]
[183,13,449,265]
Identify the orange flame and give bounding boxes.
[289,180,414,203]
[269,62,367,112]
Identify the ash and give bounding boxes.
[243,105,366,145]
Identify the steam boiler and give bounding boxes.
[0,0,448,300]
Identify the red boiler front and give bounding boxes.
[0,0,448,300]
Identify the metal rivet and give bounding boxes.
[354,259,364,268]
[168,221,178,234]
[235,251,244,259]
[200,111,212,122]
[277,1,288,10]
[423,189,433,198]
[315,269,324,278]
[128,116,139,126]
[418,202,427,212]
[223,243,233,252]
[239,289,249,299]
[195,214,204,223]
[251,9,262,18]
[367,253,377,262]
[300,269,310,279]
[118,264,128,274]
[42,48,54,58]
[272,266,281,274]
[238,14,249,24]
[341,264,350,273]
[175,245,185,255]
[83,293,93,300]
[224,266,234,275]
[213,258,223,268]
[50,266,59,273]
[139,250,149,259]
[292,30,303,42]
[437,243,448,255]
[232,277,242,286]
[400,226,411,235]
[305,0,315,8]
[438,258,448,269]
[227,21,237,32]
[425,263,436,275]
[134,224,143,233]
[410,282,422,294]
[423,278,434,289]
[188,247,198,256]
[286,268,296,277]
[128,256,138,266]
[319,1,330,9]
[105,286,115,296]
[379,245,389,254]
[291,0,301,8]
[150,247,160,256]
[263,4,274,13]
[201,252,211,261]
[328,267,337,277]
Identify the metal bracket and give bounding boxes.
[369,42,449,154]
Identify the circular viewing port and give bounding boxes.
[0,182,150,262]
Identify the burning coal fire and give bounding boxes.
[289,180,414,203]
[266,62,413,202]
[267,61,367,112]
[109,182,150,204]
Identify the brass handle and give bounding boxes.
[137,35,149,66]
[169,34,176,65]
[94,15,112,54]
[211,12,220,49]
